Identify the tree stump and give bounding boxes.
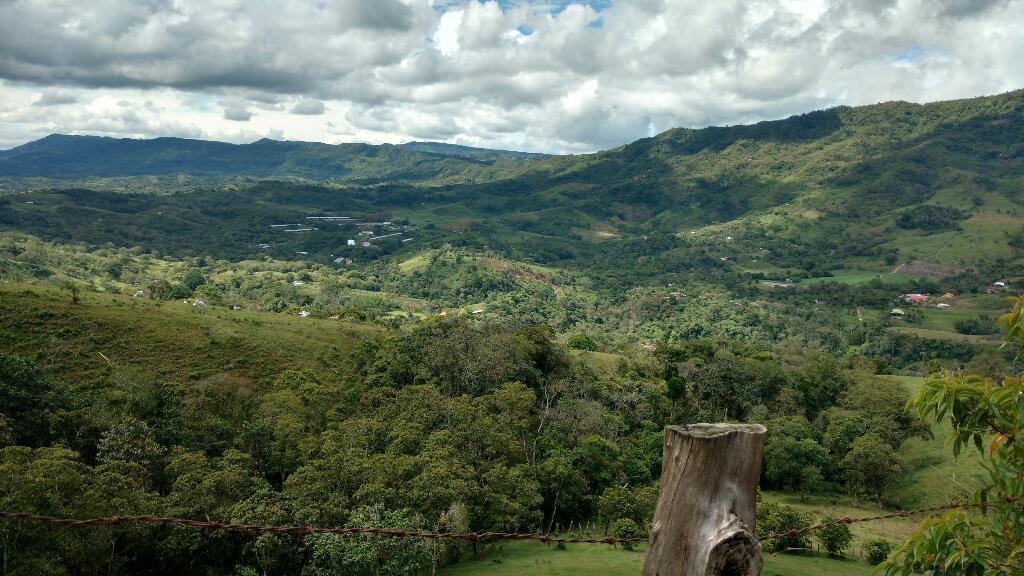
[642,423,767,576]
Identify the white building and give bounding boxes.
[347,239,356,246]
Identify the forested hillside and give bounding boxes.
[0,135,540,185]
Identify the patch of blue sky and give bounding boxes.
[513,0,614,13]
[892,46,926,62]
[432,1,615,15]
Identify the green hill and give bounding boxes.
[0,134,539,185]
[0,282,378,384]
[2,91,1021,280]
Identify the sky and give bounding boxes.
[0,0,1022,154]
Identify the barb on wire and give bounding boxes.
[2,494,1021,546]
[0,512,644,545]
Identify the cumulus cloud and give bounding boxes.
[291,99,326,115]
[33,89,80,107]
[0,0,1022,152]
[223,106,253,121]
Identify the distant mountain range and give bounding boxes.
[1,90,1022,275]
[0,134,545,184]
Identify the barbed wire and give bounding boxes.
[759,494,1024,541]
[0,512,645,545]
[1,494,1021,546]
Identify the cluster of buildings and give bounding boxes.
[260,216,413,259]
[891,281,1009,318]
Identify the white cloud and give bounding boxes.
[291,99,326,115]
[0,0,1022,153]
[223,106,253,121]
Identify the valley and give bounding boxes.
[0,90,1022,576]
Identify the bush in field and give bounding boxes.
[566,334,597,351]
[864,539,892,565]
[953,315,995,335]
[816,518,853,556]
[756,500,812,554]
[611,518,641,551]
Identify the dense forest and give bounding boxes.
[0,306,931,574]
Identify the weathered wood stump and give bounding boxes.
[642,423,767,576]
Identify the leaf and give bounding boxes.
[990,435,1007,455]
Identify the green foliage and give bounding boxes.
[0,91,1022,576]
[1009,226,1024,249]
[816,518,853,557]
[885,296,1024,575]
[0,134,539,185]
[0,353,66,446]
[840,433,902,504]
[756,500,813,554]
[664,377,684,404]
[864,538,892,565]
[610,518,641,551]
[305,505,430,576]
[566,333,597,351]
[954,315,996,335]
[895,205,966,231]
[96,416,165,469]
[60,279,80,304]
[182,269,206,292]
[763,434,828,495]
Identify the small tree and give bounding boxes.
[60,280,80,304]
[756,500,812,554]
[566,334,597,351]
[864,539,892,565]
[665,376,684,407]
[816,518,853,557]
[840,433,900,505]
[611,518,641,551]
[597,486,636,533]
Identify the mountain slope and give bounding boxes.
[0,134,541,184]
[0,91,1021,277]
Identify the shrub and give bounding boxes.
[864,538,892,565]
[566,334,597,351]
[895,205,965,231]
[611,518,641,551]
[816,518,853,556]
[954,316,995,335]
[756,501,812,553]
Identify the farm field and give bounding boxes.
[440,540,874,576]
[0,282,378,384]
[799,269,916,285]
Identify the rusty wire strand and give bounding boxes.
[1,494,1021,546]
[759,494,1024,541]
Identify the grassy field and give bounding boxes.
[570,349,627,373]
[398,250,438,274]
[440,540,874,576]
[0,282,378,384]
[889,325,997,343]
[761,491,917,550]
[799,269,916,285]
[880,375,988,508]
[887,212,1024,264]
